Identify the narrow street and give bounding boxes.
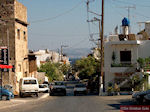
[0,89,133,112]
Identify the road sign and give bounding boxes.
[0,46,7,49]
[0,48,8,65]
[0,65,12,69]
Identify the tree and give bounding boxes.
[38,62,64,82]
[74,56,100,80]
[59,64,71,76]
[137,57,150,70]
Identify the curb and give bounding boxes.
[0,93,49,110]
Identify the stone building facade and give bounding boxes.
[0,0,29,95]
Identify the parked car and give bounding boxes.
[74,84,87,96]
[0,86,14,100]
[49,81,66,96]
[39,84,49,93]
[132,90,150,104]
[144,94,150,102]
[19,77,39,97]
[4,85,13,93]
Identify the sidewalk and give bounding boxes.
[0,93,49,110]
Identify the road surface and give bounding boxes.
[0,95,133,112]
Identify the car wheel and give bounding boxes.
[6,96,11,100]
[137,98,144,104]
[20,92,24,98]
[35,93,38,97]
[50,92,53,96]
[64,91,66,96]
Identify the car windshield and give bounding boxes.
[55,82,64,86]
[75,84,86,88]
[24,80,37,84]
[39,85,48,88]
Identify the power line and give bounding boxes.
[29,1,84,24]
[134,11,150,19]
[67,37,89,49]
[112,0,150,8]
[29,33,89,37]
[109,1,124,17]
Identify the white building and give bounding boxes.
[34,50,60,68]
[104,40,150,91]
[34,49,70,68]
[104,19,150,92]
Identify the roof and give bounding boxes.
[106,40,141,46]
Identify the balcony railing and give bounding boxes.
[111,62,133,67]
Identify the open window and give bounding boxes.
[120,51,131,64]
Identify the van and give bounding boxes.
[19,77,39,97]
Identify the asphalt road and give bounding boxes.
[0,92,133,112]
[0,81,134,112]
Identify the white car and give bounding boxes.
[39,84,49,93]
[74,84,87,96]
[19,77,39,97]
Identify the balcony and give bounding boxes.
[110,62,136,73]
[111,62,133,67]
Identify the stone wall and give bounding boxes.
[0,0,29,95]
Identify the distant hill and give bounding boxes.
[63,48,91,59]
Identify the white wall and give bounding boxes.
[104,40,150,90]
[145,22,150,37]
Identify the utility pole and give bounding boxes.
[86,0,103,95]
[99,0,104,96]
[60,45,68,62]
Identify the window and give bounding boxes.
[18,64,21,72]
[120,51,131,64]
[17,29,20,39]
[54,82,64,86]
[24,80,37,84]
[23,31,26,40]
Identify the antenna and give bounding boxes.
[119,6,136,20]
[119,5,136,33]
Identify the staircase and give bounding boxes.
[117,63,143,88]
[118,72,143,88]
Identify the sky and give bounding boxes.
[18,0,150,51]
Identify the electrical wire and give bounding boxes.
[29,33,89,37]
[112,0,150,8]
[29,0,84,24]
[67,37,89,49]
[134,11,150,19]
